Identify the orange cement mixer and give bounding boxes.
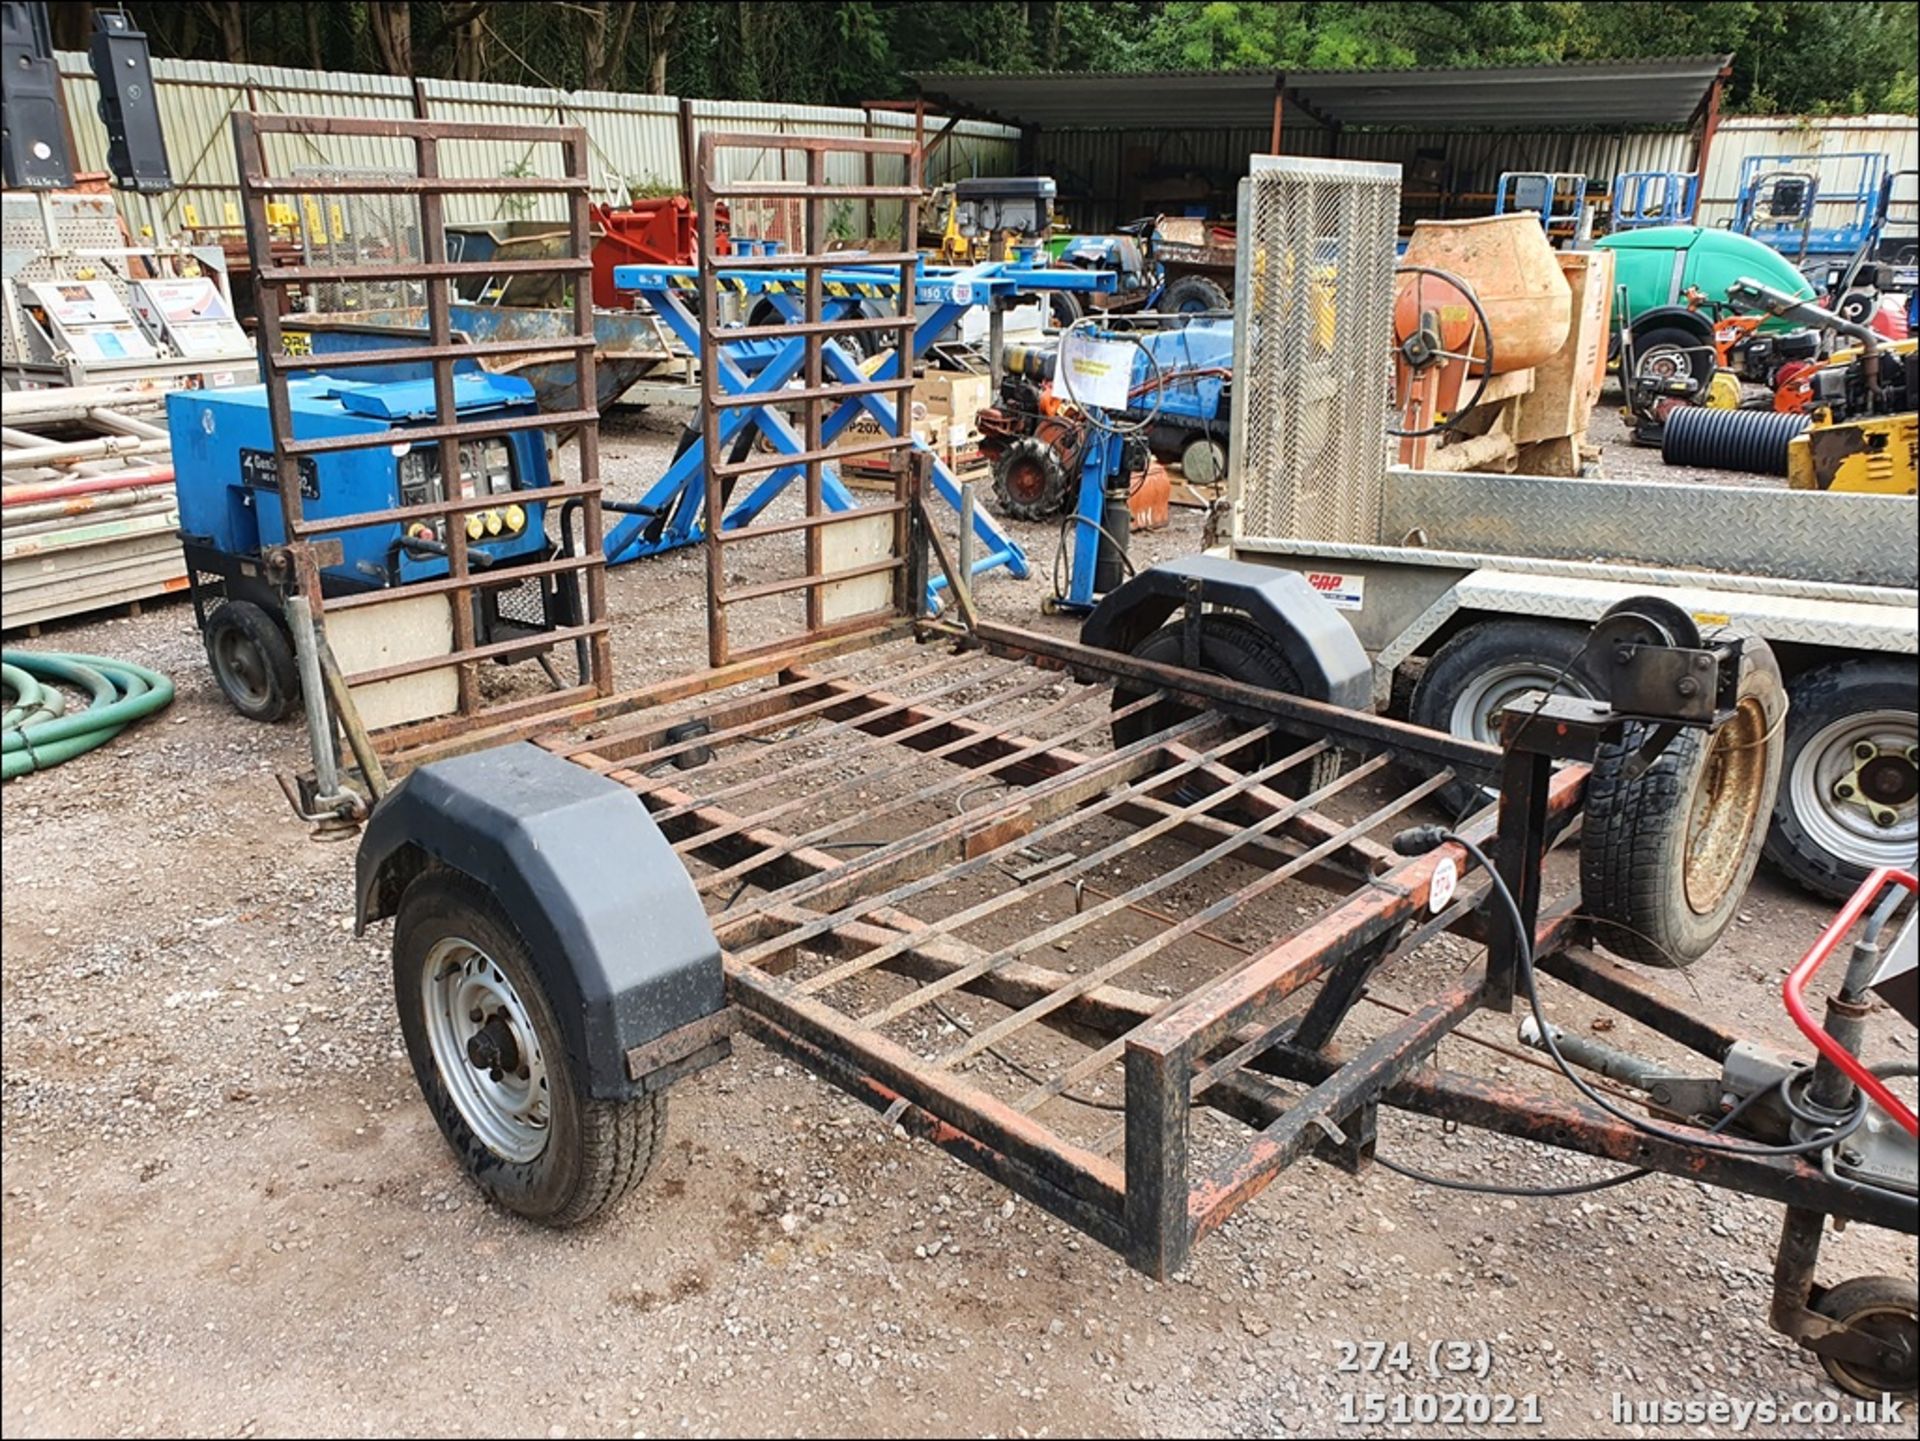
[1392,214,1575,465]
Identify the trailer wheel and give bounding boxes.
[1047,291,1083,329]
[204,600,299,723]
[1410,620,1598,817]
[1163,274,1230,314]
[1765,658,1918,900]
[1114,614,1340,797]
[1810,1274,1919,1399]
[393,868,666,1227]
[1581,640,1784,967]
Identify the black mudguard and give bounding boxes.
[356,742,724,1101]
[1078,554,1371,710]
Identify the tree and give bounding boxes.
[367,0,412,75]
[443,2,493,83]
[641,2,683,94]
[198,0,248,65]
[123,0,1919,116]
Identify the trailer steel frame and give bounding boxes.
[482,611,1910,1286]
[342,137,1913,1391]
[229,113,613,764]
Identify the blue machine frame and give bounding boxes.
[169,373,554,592]
[1051,320,1234,616]
[1610,171,1698,230]
[1494,172,1588,233]
[1735,152,1888,259]
[608,257,1115,601]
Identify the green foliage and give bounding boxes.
[131,1,1920,116]
[496,156,539,218]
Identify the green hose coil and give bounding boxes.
[1,651,174,781]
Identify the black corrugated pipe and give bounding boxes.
[1661,406,1812,477]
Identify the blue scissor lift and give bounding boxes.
[1734,152,1888,261]
[1610,170,1697,230]
[608,256,1116,603]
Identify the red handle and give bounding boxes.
[1783,866,1919,1138]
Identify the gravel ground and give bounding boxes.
[3,404,1911,1439]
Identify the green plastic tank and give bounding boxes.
[1595,225,1816,332]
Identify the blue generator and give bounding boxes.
[169,372,569,721]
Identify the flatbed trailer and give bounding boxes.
[1224,155,1919,904]
[237,134,1914,1398]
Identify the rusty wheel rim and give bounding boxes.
[1004,457,1050,507]
[1684,695,1769,916]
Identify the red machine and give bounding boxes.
[590,196,728,309]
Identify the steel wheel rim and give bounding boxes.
[1449,662,1592,747]
[1790,708,1919,869]
[422,936,550,1164]
[1635,343,1691,383]
[1683,694,1769,915]
[1004,457,1049,506]
[1448,662,1594,804]
[1825,1303,1919,1397]
[213,627,270,707]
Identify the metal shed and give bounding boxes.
[909,56,1732,230]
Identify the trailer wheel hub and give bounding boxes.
[465,1014,522,1076]
[422,937,550,1163]
[1797,712,1920,857]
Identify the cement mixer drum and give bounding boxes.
[1399,213,1572,374]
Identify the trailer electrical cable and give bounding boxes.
[1408,827,1872,1160]
[1,651,174,781]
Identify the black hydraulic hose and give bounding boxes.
[1660,405,1811,477]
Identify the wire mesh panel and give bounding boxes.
[290,168,425,314]
[1229,156,1401,547]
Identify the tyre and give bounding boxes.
[1834,289,1877,327]
[393,868,667,1227]
[1764,658,1918,900]
[1580,639,1784,967]
[1180,434,1227,487]
[1163,274,1231,314]
[1409,620,1598,819]
[992,435,1072,520]
[1810,1274,1918,1399]
[1112,614,1341,798]
[1047,290,1083,329]
[204,600,299,723]
[1630,324,1717,390]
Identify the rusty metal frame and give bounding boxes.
[338,123,1910,1310]
[230,112,614,760]
[514,622,1913,1282]
[691,131,924,668]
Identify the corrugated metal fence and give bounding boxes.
[53,52,1019,239]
